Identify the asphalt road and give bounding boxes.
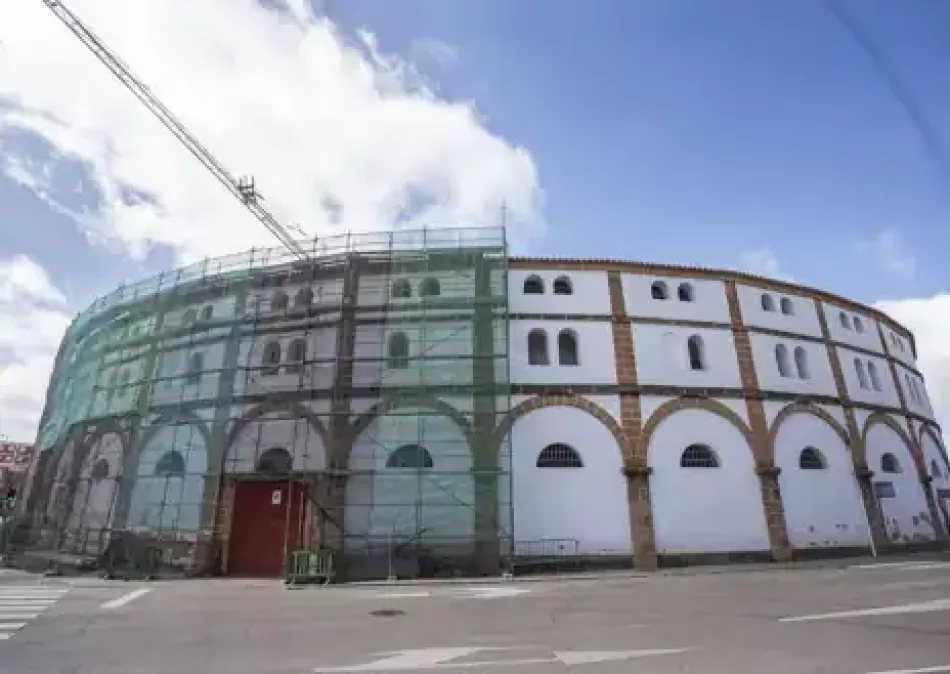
[2,560,950,673]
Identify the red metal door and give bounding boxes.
[228,481,304,577]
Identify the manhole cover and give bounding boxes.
[370,609,405,617]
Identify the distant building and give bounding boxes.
[0,441,34,504]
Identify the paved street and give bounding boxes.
[2,560,950,673]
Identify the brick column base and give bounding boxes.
[755,466,791,562]
[920,474,947,541]
[855,467,888,550]
[623,462,657,570]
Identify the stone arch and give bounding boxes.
[768,402,850,454]
[861,413,920,474]
[351,394,473,460]
[139,409,212,455]
[223,401,330,474]
[919,425,946,463]
[640,397,754,463]
[492,394,627,460]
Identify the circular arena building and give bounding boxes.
[15,227,950,579]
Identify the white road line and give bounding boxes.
[101,587,152,610]
[781,598,950,623]
[0,614,41,620]
[866,666,950,674]
[0,623,26,631]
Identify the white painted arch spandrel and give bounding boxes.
[506,405,631,555]
[647,408,770,554]
[224,412,327,474]
[864,422,935,544]
[773,412,869,549]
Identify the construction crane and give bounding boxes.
[39,0,310,260]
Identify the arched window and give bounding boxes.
[155,450,186,477]
[839,312,850,330]
[386,444,434,469]
[677,282,694,302]
[391,279,412,299]
[287,338,307,373]
[257,447,293,474]
[794,346,809,380]
[387,332,409,369]
[523,275,544,294]
[780,297,794,315]
[182,308,198,325]
[528,329,549,365]
[881,453,901,474]
[867,362,882,391]
[853,317,865,333]
[931,458,943,478]
[185,352,203,384]
[419,277,440,298]
[687,335,705,371]
[200,305,214,321]
[294,287,313,309]
[854,358,869,390]
[553,276,573,295]
[536,443,583,468]
[761,294,775,312]
[91,458,111,481]
[271,291,289,311]
[680,444,719,468]
[262,340,282,375]
[651,281,669,300]
[557,330,579,366]
[775,344,792,377]
[799,447,826,470]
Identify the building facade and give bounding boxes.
[16,228,949,578]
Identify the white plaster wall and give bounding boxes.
[128,424,208,534]
[65,433,124,553]
[345,406,473,546]
[509,269,611,315]
[881,324,916,368]
[358,270,476,307]
[921,432,950,535]
[224,412,326,474]
[510,320,616,385]
[622,274,730,322]
[236,326,339,396]
[773,413,870,549]
[633,325,741,388]
[761,401,847,429]
[822,303,883,354]
[351,321,472,389]
[640,395,749,427]
[836,346,900,408]
[647,409,770,553]
[865,423,935,543]
[748,334,836,396]
[736,286,821,337]
[505,406,631,554]
[896,364,934,419]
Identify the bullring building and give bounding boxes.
[17,227,950,579]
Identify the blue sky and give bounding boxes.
[1,0,949,441]
[330,0,950,303]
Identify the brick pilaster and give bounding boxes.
[607,271,656,569]
[816,300,888,550]
[725,281,791,561]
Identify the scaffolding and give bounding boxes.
[19,226,512,580]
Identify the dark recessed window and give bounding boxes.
[680,444,719,468]
[536,443,583,468]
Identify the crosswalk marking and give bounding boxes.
[0,585,69,641]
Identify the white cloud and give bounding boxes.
[739,247,794,282]
[0,257,71,443]
[860,229,916,280]
[875,294,950,442]
[0,0,541,265]
[413,38,459,68]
